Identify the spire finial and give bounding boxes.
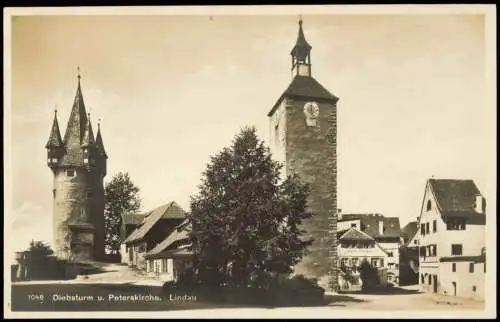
[54,104,58,115]
[98,117,102,129]
[77,66,81,82]
[298,14,303,25]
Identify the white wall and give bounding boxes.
[439,261,485,301]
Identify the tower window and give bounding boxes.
[53,189,56,198]
[469,263,474,273]
[452,263,456,272]
[427,200,432,211]
[433,220,437,233]
[66,169,76,177]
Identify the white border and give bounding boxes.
[3,4,497,319]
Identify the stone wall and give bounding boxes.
[52,167,105,261]
[283,97,338,290]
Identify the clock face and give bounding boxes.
[304,102,319,118]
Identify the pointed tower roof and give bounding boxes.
[81,113,96,148]
[290,19,312,58]
[45,109,63,148]
[63,68,88,145]
[95,121,108,158]
[60,68,90,167]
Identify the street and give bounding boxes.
[9,263,485,312]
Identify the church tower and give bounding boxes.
[268,19,339,291]
[45,69,107,262]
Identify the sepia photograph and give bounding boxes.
[3,4,497,319]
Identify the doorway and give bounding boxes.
[433,275,438,293]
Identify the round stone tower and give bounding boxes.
[45,70,107,262]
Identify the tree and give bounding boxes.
[187,126,313,290]
[358,259,379,291]
[27,240,54,258]
[104,172,141,254]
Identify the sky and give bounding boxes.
[6,11,495,255]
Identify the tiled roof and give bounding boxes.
[339,228,374,241]
[95,124,107,158]
[124,201,186,244]
[429,179,483,216]
[123,213,145,226]
[150,247,193,259]
[81,116,96,148]
[45,111,63,148]
[60,81,88,167]
[268,75,339,117]
[339,214,401,239]
[146,219,190,258]
[401,221,418,241]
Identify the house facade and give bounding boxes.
[123,201,186,270]
[119,213,145,264]
[337,227,389,291]
[144,219,193,282]
[338,213,402,285]
[417,179,486,301]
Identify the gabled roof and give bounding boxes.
[339,214,401,239]
[268,75,339,117]
[429,179,483,216]
[123,213,145,226]
[339,228,374,241]
[401,221,418,241]
[146,219,190,258]
[124,201,186,244]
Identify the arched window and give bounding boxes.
[427,200,432,211]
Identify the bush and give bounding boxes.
[274,275,325,305]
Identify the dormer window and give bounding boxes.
[66,169,76,177]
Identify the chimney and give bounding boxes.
[379,220,384,235]
[475,195,483,213]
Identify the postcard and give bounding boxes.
[3,4,497,319]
